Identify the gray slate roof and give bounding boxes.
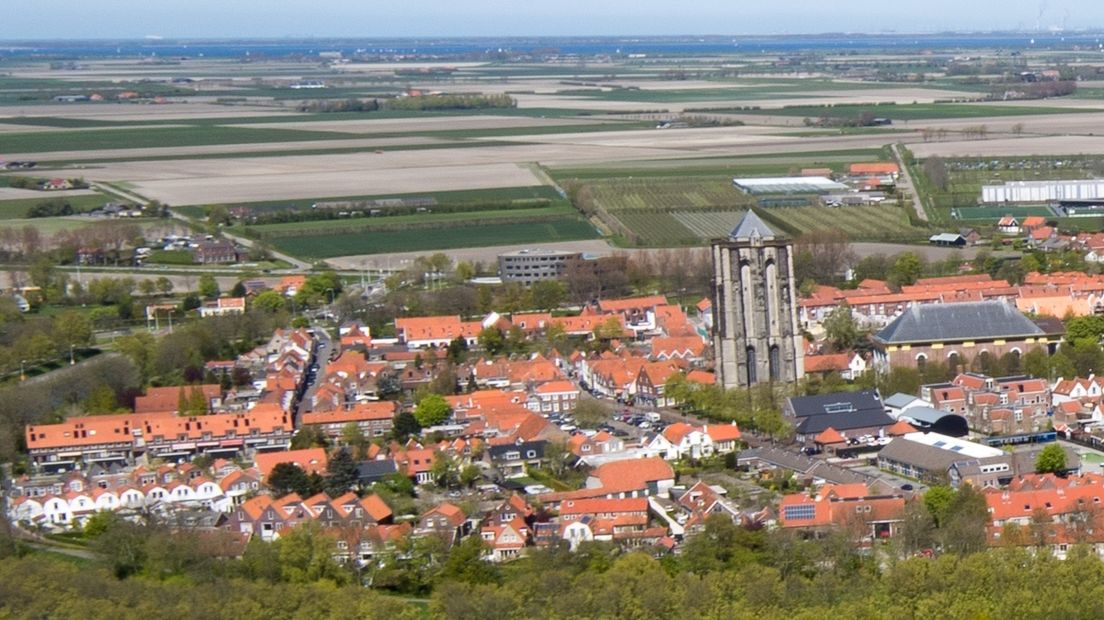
[884,393,922,409]
[875,301,1044,344]
[730,210,776,240]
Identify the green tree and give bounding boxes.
[478,327,505,355]
[923,485,956,528]
[52,310,92,353]
[341,422,369,459]
[290,425,329,450]
[1035,443,1067,475]
[823,301,861,352]
[939,484,990,555]
[393,411,422,442]
[252,290,286,313]
[276,521,349,584]
[573,398,612,428]
[438,534,499,585]
[430,451,459,489]
[325,447,360,497]
[459,463,482,488]
[529,279,567,311]
[82,384,118,413]
[446,336,469,364]
[268,462,313,498]
[889,252,923,287]
[197,274,220,299]
[415,394,452,427]
[155,276,174,295]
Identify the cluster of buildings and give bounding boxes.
[24,327,319,470]
[732,162,899,208]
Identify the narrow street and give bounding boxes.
[293,324,334,426]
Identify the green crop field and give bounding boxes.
[0,217,96,234]
[269,218,599,258]
[714,102,1091,120]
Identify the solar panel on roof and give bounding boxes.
[824,403,855,414]
[933,441,946,448]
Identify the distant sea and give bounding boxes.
[2,33,1104,58]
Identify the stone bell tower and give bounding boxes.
[711,210,803,388]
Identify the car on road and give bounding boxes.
[560,423,577,432]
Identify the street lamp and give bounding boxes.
[20,359,25,382]
[69,344,75,366]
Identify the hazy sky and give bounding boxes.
[3,0,1104,39]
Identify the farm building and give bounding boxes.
[929,233,966,247]
[981,180,1104,204]
[732,176,847,195]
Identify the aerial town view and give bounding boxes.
[8,1,1104,618]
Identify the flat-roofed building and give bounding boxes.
[498,249,582,284]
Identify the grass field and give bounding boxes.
[761,204,923,240]
[712,102,1092,120]
[0,193,109,219]
[270,218,599,258]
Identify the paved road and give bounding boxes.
[293,324,334,425]
[891,142,929,223]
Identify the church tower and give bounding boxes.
[711,211,803,388]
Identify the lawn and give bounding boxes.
[0,217,96,234]
[145,249,197,265]
[0,193,109,219]
[270,218,599,258]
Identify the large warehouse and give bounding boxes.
[981,180,1104,204]
[732,176,847,195]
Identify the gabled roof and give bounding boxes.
[875,301,1045,344]
[815,426,846,444]
[729,210,776,241]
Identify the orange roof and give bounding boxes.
[650,336,706,359]
[395,315,463,342]
[559,497,648,516]
[254,448,328,479]
[535,380,579,394]
[598,295,668,313]
[803,353,851,373]
[704,423,741,442]
[849,162,899,175]
[886,419,917,436]
[1021,216,1046,227]
[686,370,715,385]
[134,384,221,413]
[423,502,466,527]
[815,426,846,445]
[662,422,697,444]
[26,405,289,451]
[301,401,398,426]
[593,457,674,493]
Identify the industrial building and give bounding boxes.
[981,180,1104,204]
